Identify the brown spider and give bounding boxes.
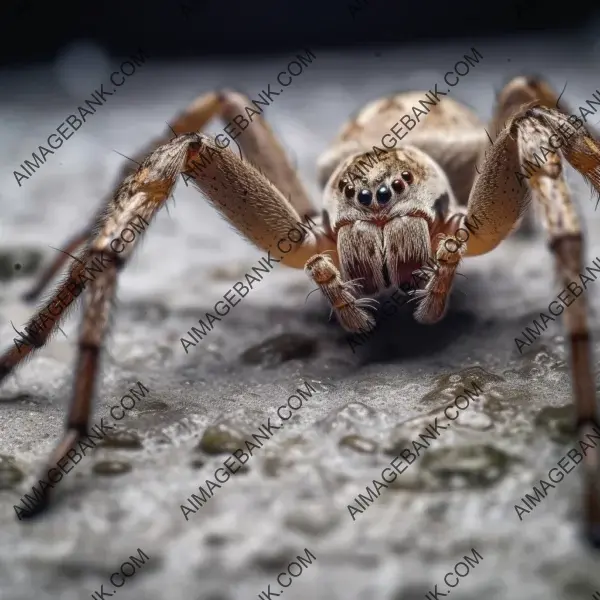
[3,76,600,545]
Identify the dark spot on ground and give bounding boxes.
[240,333,319,367]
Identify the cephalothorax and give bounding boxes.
[3,76,600,545]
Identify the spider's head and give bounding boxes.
[322,146,456,295]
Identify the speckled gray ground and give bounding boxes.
[3,30,600,600]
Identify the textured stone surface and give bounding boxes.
[2,32,600,600]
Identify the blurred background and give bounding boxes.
[3,3,600,600]
[2,0,599,64]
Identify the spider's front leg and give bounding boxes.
[463,104,600,545]
[14,138,197,517]
[14,133,335,517]
[414,76,579,323]
[24,90,315,302]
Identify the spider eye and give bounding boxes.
[401,171,413,183]
[338,178,349,192]
[344,184,356,199]
[358,189,373,206]
[376,185,392,203]
[391,179,405,193]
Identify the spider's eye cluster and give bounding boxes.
[337,170,413,207]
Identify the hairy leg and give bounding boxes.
[22,93,223,302]
[488,76,566,146]
[14,132,333,515]
[482,76,569,234]
[213,90,316,220]
[467,104,600,545]
[25,89,316,299]
[22,227,94,303]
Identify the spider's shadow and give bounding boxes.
[309,274,485,365]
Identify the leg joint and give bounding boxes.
[89,249,126,270]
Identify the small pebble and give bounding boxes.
[93,461,132,476]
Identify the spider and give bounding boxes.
[3,76,600,545]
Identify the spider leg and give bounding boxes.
[415,77,570,324]
[11,139,195,515]
[466,102,600,545]
[481,76,567,235]
[21,93,223,303]
[22,227,94,303]
[209,90,316,221]
[9,133,334,515]
[185,134,334,266]
[304,253,375,332]
[24,90,316,302]
[488,76,568,145]
[1,253,94,381]
[4,134,332,384]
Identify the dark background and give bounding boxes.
[1,0,597,65]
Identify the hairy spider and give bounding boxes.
[3,76,600,545]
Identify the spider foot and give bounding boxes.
[16,429,81,520]
[18,492,50,521]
